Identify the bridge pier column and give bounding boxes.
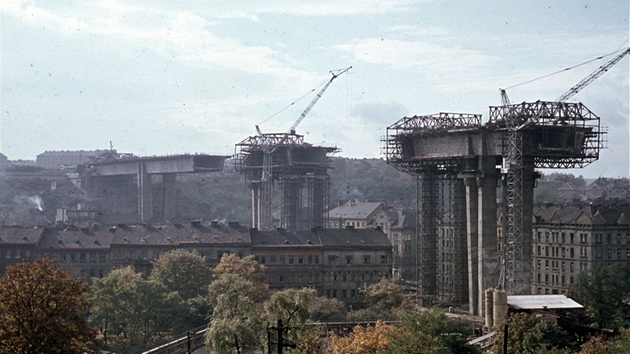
[138,162,153,222]
[162,173,177,221]
[477,159,499,317]
[463,176,479,316]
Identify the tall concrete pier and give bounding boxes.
[385,103,601,315]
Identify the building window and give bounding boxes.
[298,256,303,264]
[363,255,371,264]
[328,255,336,264]
[260,256,266,264]
[288,256,294,264]
[99,253,106,263]
[270,255,276,264]
[314,255,319,264]
[346,256,353,264]
[380,255,387,264]
[280,256,286,264]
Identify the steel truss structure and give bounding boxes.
[235,132,338,231]
[489,100,602,291]
[386,113,480,304]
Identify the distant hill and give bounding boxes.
[2,158,626,227]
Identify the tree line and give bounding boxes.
[1,250,630,353]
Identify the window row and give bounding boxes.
[257,254,319,265]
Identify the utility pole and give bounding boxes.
[267,319,296,354]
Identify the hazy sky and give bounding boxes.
[1,0,628,177]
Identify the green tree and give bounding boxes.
[384,308,479,354]
[608,328,630,354]
[88,266,181,353]
[149,249,212,328]
[205,254,270,353]
[206,274,265,354]
[0,257,97,354]
[359,277,404,319]
[491,312,575,354]
[309,296,348,322]
[263,288,318,353]
[212,253,269,302]
[264,288,317,326]
[572,263,630,329]
[149,248,212,300]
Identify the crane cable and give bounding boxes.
[503,47,628,91]
[256,78,331,127]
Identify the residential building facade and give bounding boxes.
[0,221,392,304]
[530,203,629,295]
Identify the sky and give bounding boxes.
[1,0,628,178]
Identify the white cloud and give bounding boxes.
[334,38,497,71]
[187,0,433,18]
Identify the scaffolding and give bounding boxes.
[385,113,481,305]
[235,132,338,231]
[489,100,602,291]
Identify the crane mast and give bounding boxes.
[289,66,352,134]
[254,66,351,231]
[500,47,629,292]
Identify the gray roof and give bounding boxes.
[508,295,583,310]
[534,203,629,226]
[39,227,112,250]
[328,201,383,219]
[108,222,250,246]
[0,226,45,245]
[313,227,391,249]
[10,222,251,250]
[250,229,321,247]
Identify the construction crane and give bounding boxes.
[289,66,352,134]
[500,47,629,292]
[253,66,351,230]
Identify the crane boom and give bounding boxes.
[289,66,351,134]
[556,47,630,102]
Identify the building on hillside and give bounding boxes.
[326,201,386,230]
[388,208,416,282]
[497,202,630,296]
[36,150,107,169]
[584,178,630,200]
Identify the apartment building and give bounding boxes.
[531,203,630,295]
